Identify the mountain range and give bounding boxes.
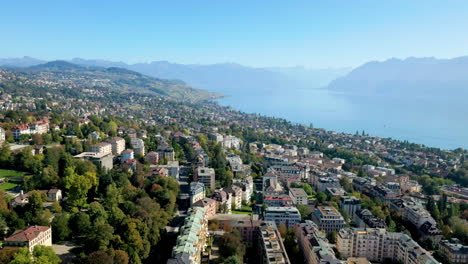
[0,57,350,96]
[328,56,468,97]
[0,60,219,101]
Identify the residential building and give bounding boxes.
[74,152,113,171]
[337,228,441,264]
[296,220,342,264]
[157,143,175,161]
[289,188,308,205]
[90,142,112,155]
[108,137,125,155]
[145,151,159,165]
[4,226,52,252]
[194,167,215,191]
[47,189,62,201]
[258,222,291,264]
[354,209,387,229]
[311,206,346,234]
[339,196,361,219]
[12,119,50,140]
[327,187,346,197]
[168,207,208,264]
[264,194,293,207]
[0,127,5,142]
[439,238,468,264]
[131,137,145,156]
[400,180,422,194]
[265,206,301,227]
[121,149,134,163]
[225,185,243,210]
[211,190,232,213]
[189,182,205,206]
[233,176,253,202]
[193,197,217,218]
[316,177,341,192]
[222,135,242,149]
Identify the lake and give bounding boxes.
[217,88,468,150]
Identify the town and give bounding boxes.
[0,67,466,264]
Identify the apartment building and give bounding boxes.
[194,167,215,191]
[4,226,52,253]
[168,207,208,264]
[108,136,126,155]
[439,238,468,264]
[339,196,361,219]
[265,206,301,227]
[296,220,341,264]
[189,182,205,206]
[311,206,346,234]
[264,194,293,207]
[337,228,441,264]
[130,137,145,156]
[289,188,308,205]
[258,222,291,264]
[90,142,112,155]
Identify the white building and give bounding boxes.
[4,226,52,253]
[289,188,308,205]
[90,142,112,155]
[0,127,5,142]
[108,137,126,155]
[222,135,242,149]
[189,182,206,206]
[311,206,346,234]
[130,137,145,156]
[337,228,441,264]
[265,206,301,227]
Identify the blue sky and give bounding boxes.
[1,0,467,68]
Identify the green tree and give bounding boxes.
[52,213,71,241]
[64,167,98,207]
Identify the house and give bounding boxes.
[121,149,134,163]
[3,226,52,252]
[145,151,159,165]
[11,191,30,207]
[211,190,232,214]
[225,185,243,210]
[47,189,62,201]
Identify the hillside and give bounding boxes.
[0,61,220,101]
[328,56,468,97]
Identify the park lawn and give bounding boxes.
[0,182,19,191]
[0,169,27,178]
[232,210,252,215]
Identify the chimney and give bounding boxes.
[20,190,24,196]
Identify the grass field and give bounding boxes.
[0,182,19,191]
[232,210,252,215]
[0,169,27,178]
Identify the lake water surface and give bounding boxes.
[217,89,468,150]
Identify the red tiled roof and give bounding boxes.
[5,226,50,242]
